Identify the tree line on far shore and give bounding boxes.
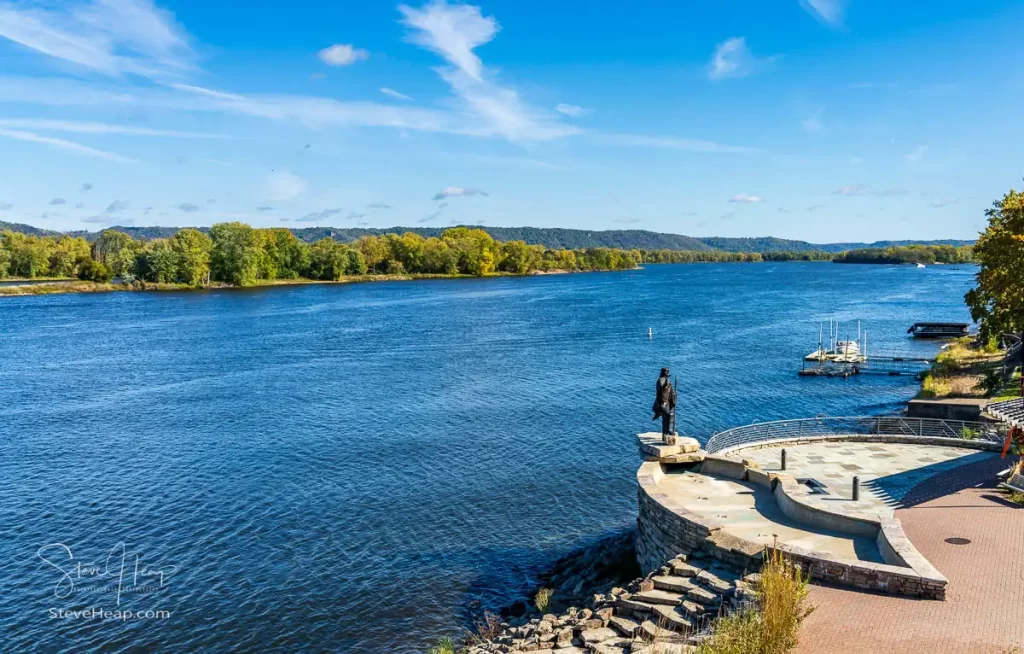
[0,225,644,286]
[832,244,974,265]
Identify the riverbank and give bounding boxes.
[0,268,609,298]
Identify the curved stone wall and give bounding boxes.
[636,433,956,600]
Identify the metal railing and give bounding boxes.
[705,415,1006,454]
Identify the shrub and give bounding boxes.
[534,587,553,614]
[427,636,457,654]
[696,548,813,654]
[75,257,113,283]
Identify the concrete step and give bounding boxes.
[651,604,696,632]
[616,596,658,614]
[639,619,682,642]
[652,575,698,594]
[608,615,640,638]
[686,586,722,606]
[633,589,685,606]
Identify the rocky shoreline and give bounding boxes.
[466,545,756,654]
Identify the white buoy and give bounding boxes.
[648,327,653,339]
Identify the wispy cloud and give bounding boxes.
[614,217,641,224]
[832,184,909,197]
[0,0,194,77]
[0,127,133,162]
[802,108,824,133]
[905,145,928,162]
[555,103,589,117]
[49,197,66,205]
[346,212,365,220]
[0,202,12,210]
[681,211,698,217]
[256,205,274,211]
[729,193,765,203]
[399,0,578,142]
[600,133,758,154]
[720,212,737,220]
[318,44,369,66]
[800,0,846,28]
[380,87,413,101]
[266,171,306,201]
[0,118,228,139]
[418,210,444,223]
[368,203,392,209]
[433,186,488,200]
[105,200,129,213]
[297,208,342,222]
[175,202,199,212]
[709,37,777,80]
[807,204,826,212]
[80,182,93,191]
[928,198,959,208]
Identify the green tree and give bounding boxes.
[139,239,178,283]
[170,228,213,286]
[344,248,368,275]
[0,241,9,278]
[2,231,53,278]
[441,227,498,275]
[965,188,1024,340]
[259,228,309,280]
[498,240,532,274]
[307,237,348,280]
[209,222,260,286]
[48,236,91,278]
[76,256,113,282]
[355,236,389,274]
[91,230,139,277]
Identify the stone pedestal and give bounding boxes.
[636,432,705,463]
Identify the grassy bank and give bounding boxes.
[916,336,1020,400]
[0,268,600,298]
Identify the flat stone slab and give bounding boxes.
[637,432,702,460]
[652,604,696,631]
[633,589,684,606]
[686,586,721,606]
[580,627,618,644]
[652,575,698,594]
[608,615,639,637]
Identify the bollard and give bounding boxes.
[781,448,787,471]
[852,476,860,502]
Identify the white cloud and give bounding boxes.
[600,133,758,154]
[49,197,66,205]
[928,198,958,209]
[0,202,11,210]
[800,0,846,28]
[905,145,928,162]
[105,200,128,213]
[81,182,94,191]
[832,184,909,197]
[832,184,868,196]
[0,0,194,77]
[555,103,588,117]
[0,118,227,138]
[802,108,824,133]
[433,186,488,200]
[297,207,342,222]
[729,193,765,203]
[0,126,133,162]
[380,87,413,101]
[176,202,199,212]
[709,37,777,80]
[266,171,306,202]
[399,0,577,142]
[317,44,368,67]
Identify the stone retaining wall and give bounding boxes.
[636,435,951,600]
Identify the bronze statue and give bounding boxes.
[652,367,677,438]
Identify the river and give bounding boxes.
[0,262,975,652]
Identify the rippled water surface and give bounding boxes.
[0,263,975,652]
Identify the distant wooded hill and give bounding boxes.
[0,220,973,254]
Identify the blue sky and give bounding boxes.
[0,0,1022,242]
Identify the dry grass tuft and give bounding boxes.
[695,548,813,654]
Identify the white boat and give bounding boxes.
[916,263,926,269]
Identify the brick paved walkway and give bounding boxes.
[796,454,1024,654]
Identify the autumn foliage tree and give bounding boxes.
[965,188,1024,341]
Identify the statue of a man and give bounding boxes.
[652,367,677,438]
